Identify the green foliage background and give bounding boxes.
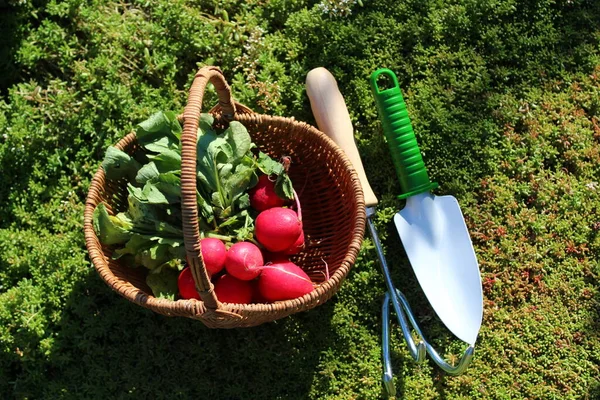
[1,0,599,398]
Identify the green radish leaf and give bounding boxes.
[199,113,215,135]
[146,266,179,300]
[136,162,160,184]
[236,192,250,210]
[113,234,155,258]
[197,191,214,223]
[224,121,252,162]
[197,130,233,164]
[196,170,213,196]
[127,184,147,202]
[196,130,224,192]
[126,191,160,227]
[275,173,295,201]
[114,212,134,227]
[220,206,233,219]
[154,220,183,237]
[152,236,184,247]
[217,163,234,187]
[211,192,225,209]
[147,148,181,173]
[153,172,181,201]
[223,162,257,204]
[256,151,283,176]
[218,210,254,242]
[142,182,170,205]
[115,232,184,263]
[93,203,133,245]
[136,111,181,146]
[218,214,242,229]
[135,244,172,270]
[144,135,179,153]
[102,146,141,181]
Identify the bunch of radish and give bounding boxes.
[177,174,314,304]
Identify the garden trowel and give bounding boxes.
[369,68,483,346]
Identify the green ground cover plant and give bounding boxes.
[1,0,599,398]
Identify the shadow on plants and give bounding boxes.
[0,3,27,94]
[37,266,339,399]
[0,0,52,94]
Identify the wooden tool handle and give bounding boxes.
[306,67,378,207]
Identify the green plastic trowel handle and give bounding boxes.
[370,68,438,199]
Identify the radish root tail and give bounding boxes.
[293,188,302,222]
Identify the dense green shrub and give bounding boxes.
[1,0,599,398]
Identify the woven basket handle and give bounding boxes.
[181,66,236,310]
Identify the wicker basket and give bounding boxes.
[84,66,366,328]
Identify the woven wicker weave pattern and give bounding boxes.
[83,66,366,328]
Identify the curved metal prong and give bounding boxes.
[384,291,427,362]
[425,344,474,375]
[393,289,475,374]
[381,291,427,398]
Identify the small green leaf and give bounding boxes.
[136,111,181,146]
[223,163,257,202]
[147,148,181,173]
[127,184,146,202]
[135,244,171,270]
[153,172,181,201]
[211,191,224,209]
[275,173,295,201]
[93,203,133,245]
[136,162,160,184]
[218,162,234,178]
[224,121,252,162]
[236,192,250,210]
[256,151,283,176]
[197,191,214,223]
[144,135,179,153]
[142,183,170,205]
[199,113,215,135]
[146,266,179,300]
[102,146,141,181]
[154,220,183,237]
[196,169,214,196]
[113,234,154,258]
[196,130,227,191]
[127,190,158,224]
[218,215,242,229]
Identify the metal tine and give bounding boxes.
[381,290,427,399]
[383,291,427,363]
[381,290,475,397]
[392,288,476,375]
[367,211,424,359]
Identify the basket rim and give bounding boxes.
[83,108,366,322]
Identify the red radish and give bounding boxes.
[262,250,289,264]
[258,261,314,302]
[284,230,305,255]
[250,174,285,211]
[214,274,253,304]
[251,279,269,303]
[225,241,264,280]
[200,238,227,275]
[178,267,200,300]
[255,207,302,252]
